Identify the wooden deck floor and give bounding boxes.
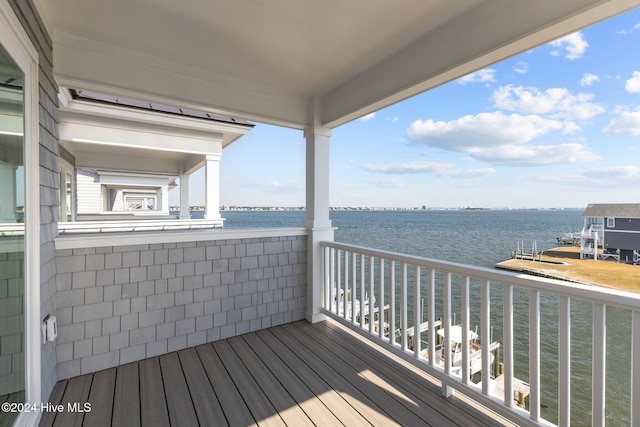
[40,320,516,426]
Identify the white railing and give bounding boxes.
[320,241,640,427]
[58,218,223,234]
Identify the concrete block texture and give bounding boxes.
[56,234,307,375]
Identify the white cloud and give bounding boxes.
[363,161,495,178]
[513,62,528,74]
[364,161,455,175]
[406,112,597,166]
[368,177,404,188]
[583,165,640,180]
[469,143,598,166]
[580,73,600,87]
[359,112,376,121]
[625,71,640,93]
[491,85,604,120]
[603,108,640,136]
[549,32,589,59]
[407,112,566,151]
[446,168,496,178]
[458,68,496,84]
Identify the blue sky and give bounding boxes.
[174,7,640,209]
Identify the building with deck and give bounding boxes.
[581,203,640,263]
[2,1,640,426]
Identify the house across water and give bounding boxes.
[581,203,640,263]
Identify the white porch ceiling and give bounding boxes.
[36,0,640,129]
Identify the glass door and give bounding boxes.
[0,42,25,426]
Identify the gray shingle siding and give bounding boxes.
[55,235,307,377]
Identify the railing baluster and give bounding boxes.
[503,284,514,408]
[428,268,435,365]
[379,258,385,340]
[529,289,540,421]
[337,249,342,317]
[442,271,453,397]
[360,254,365,329]
[414,265,421,359]
[329,248,335,314]
[369,255,375,335]
[558,295,571,427]
[323,246,330,311]
[401,263,408,352]
[389,261,396,346]
[352,252,357,324]
[632,310,640,427]
[342,250,348,319]
[481,279,490,395]
[461,275,470,384]
[592,303,606,427]
[444,272,452,375]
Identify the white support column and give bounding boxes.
[179,174,191,219]
[204,154,222,220]
[305,98,334,323]
[160,185,169,214]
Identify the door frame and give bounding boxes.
[0,1,41,424]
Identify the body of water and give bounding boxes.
[218,209,630,425]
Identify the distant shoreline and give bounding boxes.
[170,206,583,212]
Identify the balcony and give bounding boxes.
[46,227,640,426]
[40,320,515,427]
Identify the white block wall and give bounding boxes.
[54,234,307,378]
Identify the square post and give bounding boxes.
[179,173,191,219]
[204,154,222,220]
[305,98,334,323]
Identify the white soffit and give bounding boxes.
[40,0,640,128]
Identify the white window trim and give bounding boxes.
[0,1,41,425]
[124,193,158,211]
[607,218,615,228]
[60,158,75,222]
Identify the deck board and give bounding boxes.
[195,343,255,426]
[177,347,226,426]
[138,357,170,427]
[268,325,400,426]
[280,322,427,426]
[53,374,91,427]
[41,320,516,427]
[112,363,140,427]
[241,332,346,426]
[82,368,115,427]
[227,336,315,427]
[253,328,374,427]
[318,320,515,427]
[300,320,469,426]
[212,339,286,427]
[158,352,199,427]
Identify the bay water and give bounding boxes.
[219,209,631,426]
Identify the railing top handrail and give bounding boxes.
[321,240,640,310]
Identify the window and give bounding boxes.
[607,218,615,228]
[59,159,75,221]
[125,193,157,211]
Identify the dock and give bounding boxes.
[496,246,640,293]
[493,375,531,407]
